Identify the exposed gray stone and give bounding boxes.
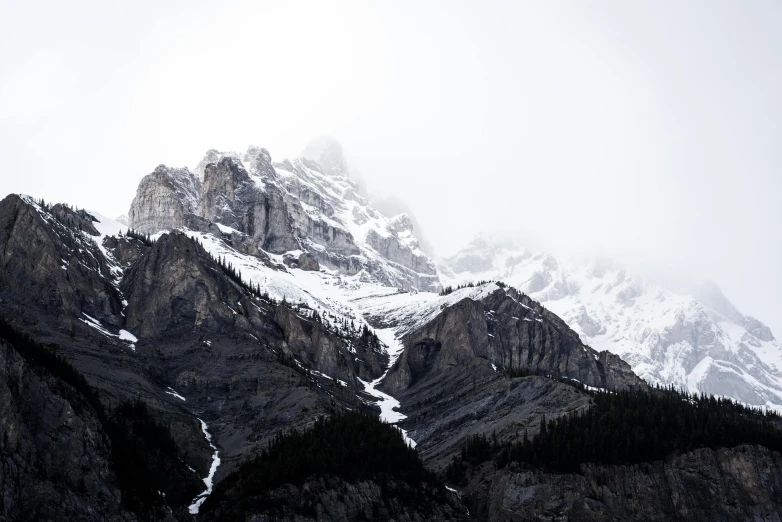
[128,165,201,234]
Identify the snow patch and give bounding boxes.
[79,313,137,350]
[165,387,186,401]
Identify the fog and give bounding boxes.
[1,1,780,333]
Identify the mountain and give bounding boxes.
[129,141,439,293]
[2,139,782,520]
[439,236,782,410]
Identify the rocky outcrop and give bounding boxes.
[51,203,100,236]
[483,444,782,521]
[127,139,441,292]
[128,165,201,234]
[372,283,644,471]
[101,233,149,266]
[366,228,434,277]
[0,339,128,521]
[197,155,300,252]
[385,285,646,395]
[120,231,253,338]
[283,251,320,271]
[0,195,125,330]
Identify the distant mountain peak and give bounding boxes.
[301,135,349,178]
[439,239,782,409]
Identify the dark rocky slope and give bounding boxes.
[0,194,126,330]
[0,337,128,521]
[376,284,646,471]
[482,444,782,521]
[0,194,388,486]
[199,413,468,521]
[3,191,782,521]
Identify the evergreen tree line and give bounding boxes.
[124,227,155,247]
[33,198,89,234]
[0,318,195,516]
[440,282,477,296]
[446,386,782,483]
[34,197,53,211]
[440,280,514,296]
[202,412,440,514]
[310,310,382,349]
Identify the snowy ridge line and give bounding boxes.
[180,229,385,343]
[439,239,782,411]
[356,282,503,338]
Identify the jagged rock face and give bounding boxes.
[129,165,201,234]
[121,231,254,338]
[197,155,300,252]
[0,198,390,487]
[0,195,124,329]
[383,285,646,395]
[357,282,643,471]
[282,251,320,271]
[101,234,147,266]
[272,156,438,290]
[51,203,100,235]
[0,340,127,521]
[127,140,440,291]
[369,194,435,256]
[194,149,234,180]
[483,445,782,521]
[439,238,782,409]
[243,145,276,178]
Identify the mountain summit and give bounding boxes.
[128,143,439,292]
[301,135,349,178]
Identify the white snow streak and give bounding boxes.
[165,387,186,401]
[359,328,416,448]
[188,418,221,514]
[79,313,137,350]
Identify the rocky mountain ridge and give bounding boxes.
[2,137,782,520]
[439,236,782,411]
[129,140,439,292]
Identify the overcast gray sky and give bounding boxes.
[1,0,780,333]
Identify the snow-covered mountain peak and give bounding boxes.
[128,143,440,292]
[439,236,782,410]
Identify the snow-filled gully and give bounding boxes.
[359,328,417,448]
[188,418,221,514]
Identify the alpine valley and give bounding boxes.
[2,138,782,521]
